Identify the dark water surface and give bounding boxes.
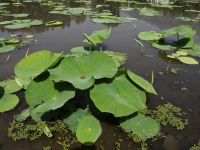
[0,0,200,150]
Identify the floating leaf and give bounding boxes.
[50,51,118,90]
[120,113,160,140]
[45,20,63,26]
[127,70,157,95]
[177,57,198,65]
[76,115,102,145]
[138,31,163,41]
[0,43,16,53]
[0,79,21,94]
[152,43,175,51]
[63,109,90,132]
[0,94,19,112]
[26,78,75,120]
[90,75,146,117]
[162,25,196,38]
[15,50,62,88]
[83,28,111,44]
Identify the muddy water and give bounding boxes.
[0,0,200,150]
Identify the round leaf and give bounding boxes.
[138,31,163,41]
[0,94,19,112]
[76,115,102,145]
[49,51,118,90]
[15,50,62,88]
[90,75,146,117]
[120,113,160,140]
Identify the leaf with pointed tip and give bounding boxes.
[177,56,198,65]
[127,70,157,95]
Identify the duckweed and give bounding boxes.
[189,140,200,150]
[148,103,188,130]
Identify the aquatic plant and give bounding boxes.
[138,25,200,65]
[189,140,200,150]
[0,28,160,146]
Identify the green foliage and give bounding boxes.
[83,28,112,45]
[15,50,62,88]
[127,69,157,95]
[0,94,19,112]
[90,75,146,117]
[49,51,118,90]
[76,115,102,145]
[120,113,160,140]
[138,25,200,65]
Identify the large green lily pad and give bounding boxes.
[162,25,196,38]
[0,94,19,112]
[15,50,62,88]
[26,78,75,120]
[120,113,160,140]
[127,70,157,95]
[90,75,146,117]
[76,115,102,145]
[49,51,118,90]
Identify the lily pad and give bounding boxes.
[120,113,160,140]
[83,28,111,44]
[26,78,75,120]
[15,50,62,88]
[90,75,146,117]
[63,109,90,133]
[138,31,163,41]
[127,70,157,95]
[162,25,196,38]
[0,79,21,94]
[76,115,102,145]
[45,20,63,26]
[0,43,16,53]
[0,94,19,113]
[49,51,118,90]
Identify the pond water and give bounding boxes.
[0,0,200,150]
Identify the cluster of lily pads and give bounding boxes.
[0,35,37,53]
[138,25,200,65]
[0,28,160,145]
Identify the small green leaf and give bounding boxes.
[76,115,102,145]
[127,70,157,95]
[120,113,160,140]
[178,57,198,65]
[0,94,19,112]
